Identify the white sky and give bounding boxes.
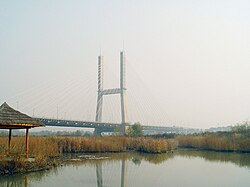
[0,0,249,128]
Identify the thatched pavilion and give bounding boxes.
[0,102,43,158]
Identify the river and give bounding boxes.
[1,150,250,187]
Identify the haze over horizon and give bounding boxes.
[0,0,249,128]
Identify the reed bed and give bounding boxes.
[0,136,176,158]
[51,136,176,154]
[177,133,250,152]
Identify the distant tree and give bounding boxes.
[128,122,143,136]
[83,131,92,137]
[114,125,129,135]
[114,126,122,133]
[232,121,250,137]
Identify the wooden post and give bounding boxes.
[8,129,12,155]
[26,128,29,158]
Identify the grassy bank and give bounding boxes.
[0,136,176,175]
[0,157,57,175]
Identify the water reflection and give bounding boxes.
[121,160,127,187]
[177,149,250,169]
[0,153,173,187]
[96,159,127,187]
[96,163,103,187]
[0,151,249,187]
[3,176,28,187]
[0,167,58,187]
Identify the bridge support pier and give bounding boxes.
[94,127,116,135]
[94,128,102,135]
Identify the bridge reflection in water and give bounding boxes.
[96,160,127,187]
[2,160,128,187]
[1,151,250,186]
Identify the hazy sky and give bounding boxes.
[0,0,249,128]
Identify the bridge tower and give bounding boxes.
[95,51,127,134]
[95,55,104,122]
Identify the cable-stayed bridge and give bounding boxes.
[32,51,199,134]
[33,51,197,135]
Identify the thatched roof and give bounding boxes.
[0,102,43,129]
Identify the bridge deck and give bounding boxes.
[37,118,120,129]
[37,118,196,134]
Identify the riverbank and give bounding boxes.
[1,131,250,176]
[0,157,57,175]
[0,136,177,175]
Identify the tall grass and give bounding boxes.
[52,136,176,154]
[0,136,176,158]
[177,132,250,152]
[0,137,58,158]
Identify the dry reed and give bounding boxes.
[177,134,250,152]
[0,136,176,158]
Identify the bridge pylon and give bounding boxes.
[95,51,127,135]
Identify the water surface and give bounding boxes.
[1,150,250,187]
